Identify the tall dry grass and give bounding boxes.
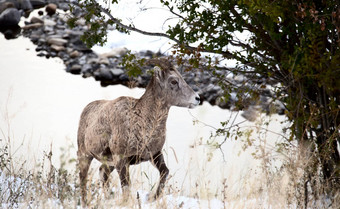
[0,106,339,208]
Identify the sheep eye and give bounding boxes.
[170,80,178,85]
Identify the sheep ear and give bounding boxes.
[153,66,164,80]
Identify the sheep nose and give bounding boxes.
[195,96,200,103]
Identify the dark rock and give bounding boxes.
[215,97,230,109]
[0,8,21,26]
[70,39,91,52]
[4,0,32,11]
[0,24,21,39]
[94,68,113,81]
[35,45,44,51]
[20,0,33,11]
[81,63,93,74]
[45,3,56,16]
[69,64,82,74]
[58,51,70,61]
[30,0,46,9]
[0,2,15,14]
[140,50,154,58]
[37,51,46,57]
[49,51,57,57]
[119,74,129,82]
[260,88,272,97]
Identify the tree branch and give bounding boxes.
[93,1,234,59]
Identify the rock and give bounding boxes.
[46,34,62,39]
[94,68,113,80]
[241,106,260,122]
[81,64,93,74]
[0,2,15,14]
[49,51,57,57]
[99,58,109,65]
[140,50,154,58]
[29,31,42,42]
[30,0,47,9]
[234,74,245,83]
[47,37,67,46]
[69,50,80,58]
[58,2,69,11]
[30,16,43,24]
[45,3,57,16]
[5,0,32,11]
[0,8,21,26]
[19,0,33,11]
[119,74,129,82]
[69,65,82,74]
[87,57,99,64]
[43,25,53,32]
[100,47,128,58]
[215,97,230,109]
[205,84,220,94]
[43,19,56,26]
[0,24,21,39]
[273,100,286,115]
[37,51,46,57]
[111,68,124,77]
[58,51,69,61]
[75,18,86,26]
[70,39,91,52]
[50,44,65,51]
[64,29,83,37]
[22,22,43,29]
[78,55,87,65]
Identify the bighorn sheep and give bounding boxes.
[77,58,200,205]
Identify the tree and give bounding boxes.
[69,0,340,201]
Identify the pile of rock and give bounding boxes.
[0,0,68,38]
[1,0,285,117]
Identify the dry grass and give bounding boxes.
[0,112,339,208]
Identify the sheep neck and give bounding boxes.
[135,85,170,120]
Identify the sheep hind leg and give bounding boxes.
[151,151,169,199]
[78,152,93,207]
[99,164,115,187]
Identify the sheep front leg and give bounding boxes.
[152,151,169,198]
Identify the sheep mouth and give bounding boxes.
[188,103,199,109]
